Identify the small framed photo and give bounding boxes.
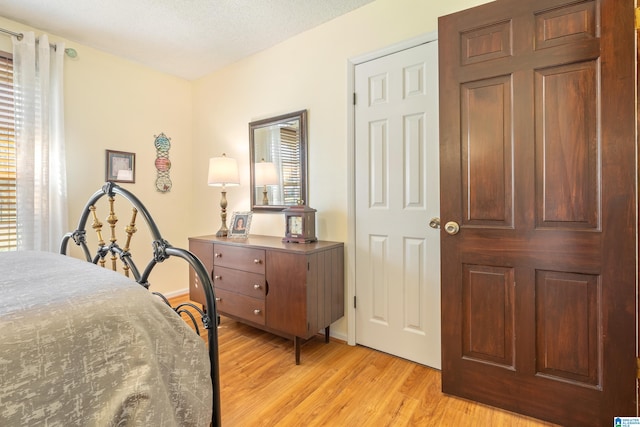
[106,150,136,183]
[229,211,252,238]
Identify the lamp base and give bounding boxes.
[216,189,229,237]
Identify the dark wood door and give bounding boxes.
[438,1,636,426]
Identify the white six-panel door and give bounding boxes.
[354,41,441,368]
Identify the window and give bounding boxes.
[0,51,15,251]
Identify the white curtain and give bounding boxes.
[12,32,68,252]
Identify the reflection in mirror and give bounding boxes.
[250,110,307,212]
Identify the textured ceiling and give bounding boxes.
[0,0,375,80]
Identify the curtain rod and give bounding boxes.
[0,27,78,58]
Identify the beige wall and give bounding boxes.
[0,0,491,314]
[191,0,491,338]
[0,16,193,295]
[191,0,491,239]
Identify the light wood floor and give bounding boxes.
[170,295,559,427]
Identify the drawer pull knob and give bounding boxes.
[214,275,222,280]
[253,309,262,315]
[215,297,221,302]
[253,259,262,264]
[253,284,261,290]
[214,253,222,258]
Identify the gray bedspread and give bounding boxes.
[0,251,212,426]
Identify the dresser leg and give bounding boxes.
[294,337,301,365]
[325,326,330,343]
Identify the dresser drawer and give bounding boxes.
[216,289,265,325]
[213,244,265,274]
[213,266,265,298]
[188,239,214,306]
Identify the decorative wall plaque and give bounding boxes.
[154,133,172,192]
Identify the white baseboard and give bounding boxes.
[330,331,348,343]
[162,288,189,298]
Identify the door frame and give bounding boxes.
[346,31,438,346]
[637,26,640,415]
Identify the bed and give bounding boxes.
[0,182,221,426]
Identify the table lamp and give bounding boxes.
[208,153,240,237]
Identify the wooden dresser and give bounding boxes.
[188,234,344,364]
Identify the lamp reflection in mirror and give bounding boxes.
[254,159,279,205]
[208,153,240,237]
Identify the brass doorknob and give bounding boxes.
[444,221,460,235]
[429,217,441,229]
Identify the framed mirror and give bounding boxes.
[249,110,307,212]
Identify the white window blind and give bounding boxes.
[280,127,302,205]
[0,51,15,251]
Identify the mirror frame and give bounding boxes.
[249,110,308,212]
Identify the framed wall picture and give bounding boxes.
[229,211,252,238]
[106,150,136,183]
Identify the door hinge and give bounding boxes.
[353,92,356,105]
[635,7,640,30]
[354,295,357,309]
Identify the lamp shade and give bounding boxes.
[254,160,279,186]
[208,154,240,187]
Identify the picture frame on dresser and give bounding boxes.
[229,211,252,238]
